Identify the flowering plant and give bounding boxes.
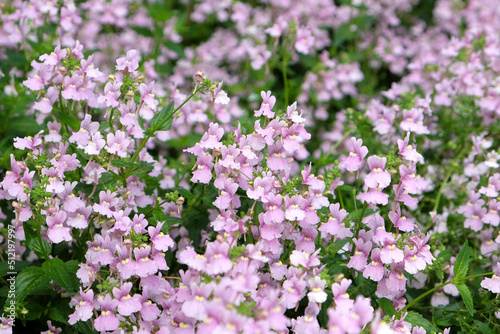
[1,1,500,333]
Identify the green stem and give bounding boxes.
[351,202,368,256]
[338,188,344,209]
[282,56,289,106]
[432,166,453,213]
[125,88,200,178]
[397,271,494,316]
[433,145,466,212]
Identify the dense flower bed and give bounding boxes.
[1,0,500,333]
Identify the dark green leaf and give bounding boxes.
[169,187,194,200]
[150,102,175,133]
[42,258,77,293]
[131,26,153,37]
[376,298,395,317]
[347,208,377,222]
[24,221,51,259]
[13,266,50,304]
[405,311,440,333]
[0,261,30,276]
[455,283,474,316]
[326,239,349,257]
[48,298,73,324]
[53,110,81,131]
[74,320,99,334]
[453,241,471,279]
[100,171,121,185]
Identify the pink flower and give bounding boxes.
[363,248,385,282]
[357,187,389,206]
[295,26,315,55]
[285,195,306,221]
[365,156,391,189]
[134,246,158,277]
[481,263,500,293]
[106,130,131,158]
[380,237,404,264]
[97,81,122,108]
[94,295,119,332]
[69,288,94,325]
[47,211,72,244]
[254,91,276,118]
[339,137,368,172]
[116,49,140,73]
[347,238,373,271]
[148,222,174,252]
[113,282,142,316]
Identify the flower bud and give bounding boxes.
[125,90,135,100]
[212,148,222,157]
[16,161,27,171]
[46,206,58,215]
[193,70,205,83]
[108,74,116,82]
[12,201,22,211]
[176,196,185,206]
[58,66,68,75]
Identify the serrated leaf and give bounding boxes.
[150,101,175,133]
[455,282,474,316]
[24,221,51,259]
[74,320,99,334]
[453,241,471,279]
[169,187,194,200]
[405,311,440,333]
[0,260,30,276]
[42,258,77,293]
[48,298,73,325]
[347,208,377,222]
[377,298,395,316]
[112,160,154,178]
[100,171,121,185]
[13,266,50,304]
[326,239,349,257]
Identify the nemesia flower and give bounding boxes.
[94,295,119,332]
[69,289,94,325]
[339,137,368,172]
[307,276,327,303]
[255,90,276,118]
[365,155,391,189]
[47,211,72,244]
[481,263,500,293]
[116,49,140,72]
[113,282,143,316]
[106,130,131,158]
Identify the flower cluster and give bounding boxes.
[2,0,500,333]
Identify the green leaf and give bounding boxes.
[131,26,153,37]
[112,160,154,178]
[405,311,440,333]
[169,187,194,200]
[455,282,474,316]
[376,298,395,317]
[13,266,50,304]
[24,221,51,259]
[0,261,30,276]
[74,320,99,334]
[48,298,73,325]
[453,241,472,279]
[326,239,349,257]
[42,258,77,293]
[150,101,175,133]
[346,208,377,222]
